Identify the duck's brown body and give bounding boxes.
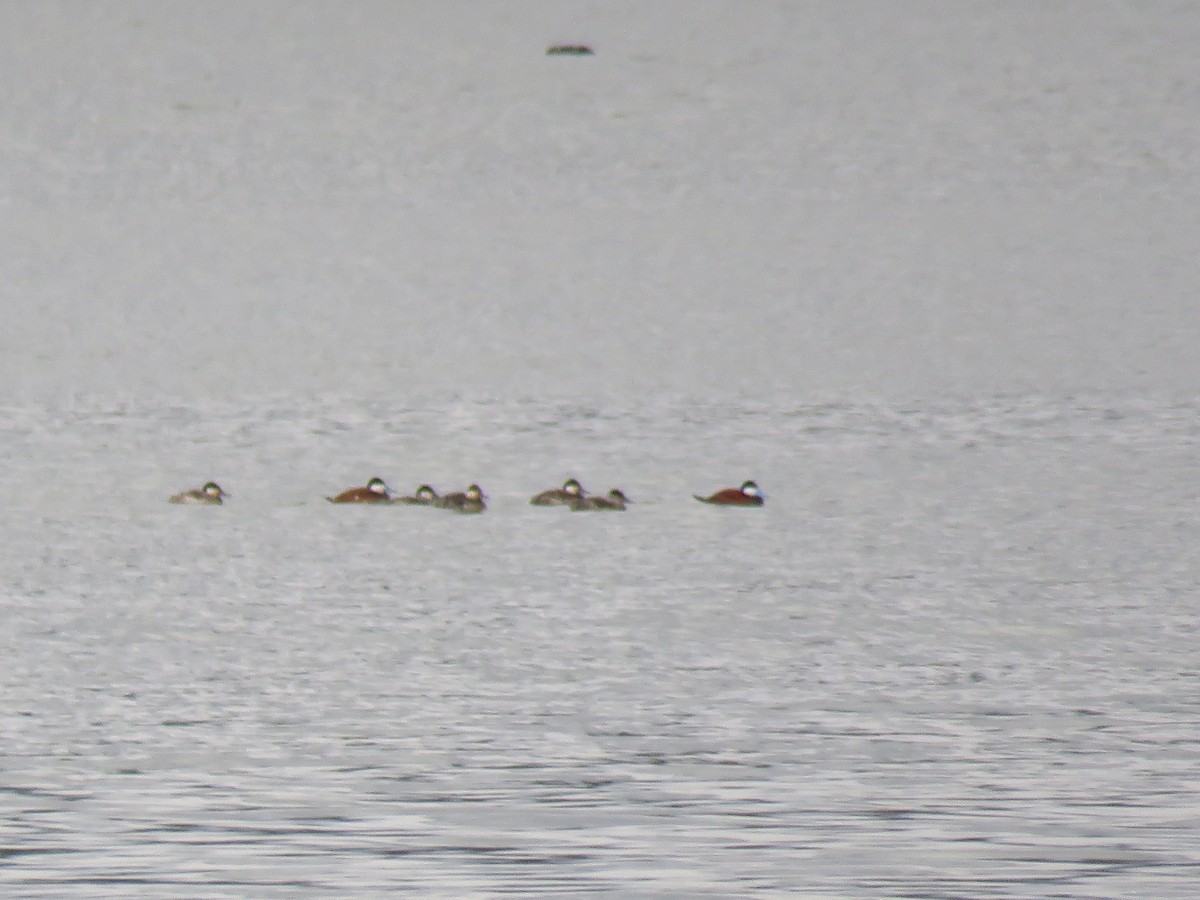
[530,479,585,506]
[694,481,764,506]
[327,477,392,504]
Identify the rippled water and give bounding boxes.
[2,395,1198,897]
[3,0,1199,894]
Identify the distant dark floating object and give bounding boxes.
[546,44,594,56]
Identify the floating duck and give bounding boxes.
[568,488,629,511]
[436,484,486,514]
[169,481,227,505]
[530,478,586,506]
[694,480,764,506]
[393,484,439,505]
[326,477,392,504]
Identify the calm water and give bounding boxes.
[1,394,1198,897]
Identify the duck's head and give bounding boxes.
[367,477,389,494]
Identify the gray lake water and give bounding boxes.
[2,1,1200,896]
[2,395,1198,897]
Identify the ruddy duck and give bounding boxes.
[326,477,392,504]
[169,481,227,505]
[694,480,764,506]
[436,483,486,514]
[530,478,586,506]
[568,488,629,511]
[393,484,439,505]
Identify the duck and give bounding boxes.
[436,483,486,514]
[568,488,629,511]
[694,480,764,506]
[529,478,586,506]
[393,484,439,505]
[326,476,392,504]
[169,481,228,505]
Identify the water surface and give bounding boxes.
[2,395,1198,896]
